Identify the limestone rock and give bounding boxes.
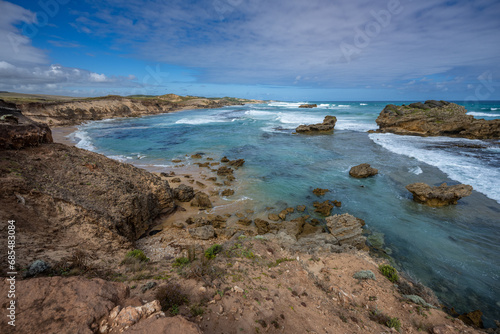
[374,100,500,139]
[349,163,378,178]
[296,205,306,212]
[313,200,334,216]
[313,188,329,196]
[299,104,318,108]
[326,213,366,248]
[0,102,53,149]
[228,159,245,168]
[217,166,234,176]
[221,189,235,196]
[296,116,337,133]
[237,218,252,226]
[406,182,473,206]
[254,218,270,234]
[174,184,195,202]
[268,213,280,221]
[188,225,215,239]
[190,192,212,209]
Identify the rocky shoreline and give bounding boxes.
[0,98,496,333]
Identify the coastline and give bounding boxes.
[51,125,78,146]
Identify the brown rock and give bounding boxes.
[221,156,230,162]
[172,159,182,163]
[0,104,53,149]
[189,225,215,239]
[349,163,378,178]
[283,218,306,239]
[207,177,217,181]
[217,166,234,176]
[191,153,202,159]
[254,218,270,234]
[374,101,500,139]
[228,159,245,168]
[221,189,235,196]
[0,276,128,334]
[458,310,484,328]
[194,162,209,168]
[279,209,288,220]
[170,177,181,183]
[195,181,206,188]
[313,188,329,196]
[123,316,202,334]
[299,104,318,108]
[190,192,212,209]
[313,200,334,216]
[296,116,337,134]
[268,213,280,221]
[406,182,473,206]
[333,200,342,207]
[174,184,195,202]
[237,218,252,226]
[326,213,366,248]
[286,207,294,213]
[296,205,306,212]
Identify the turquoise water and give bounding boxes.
[73,101,500,326]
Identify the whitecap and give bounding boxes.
[409,166,423,175]
[275,112,324,126]
[74,130,96,151]
[175,117,227,125]
[468,112,500,117]
[369,133,500,203]
[360,103,368,106]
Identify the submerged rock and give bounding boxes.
[349,163,378,178]
[296,116,337,134]
[326,213,366,249]
[228,159,245,168]
[406,182,473,206]
[312,188,329,196]
[374,100,500,139]
[313,200,334,216]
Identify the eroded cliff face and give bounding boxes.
[10,95,253,127]
[374,100,500,139]
[0,142,175,268]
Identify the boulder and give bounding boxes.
[254,218,270,234]
[268,213,280,221]
[0,102,53,149]
[188,225,215,239]
[228,159,245,168]
[237,218,252,226]
[296,116,337,134]
[296,205,306,212]
[299,104,317,108]
[174,184,195,202]
[313,188,329,196]
[279,209,289,220]
[406,182,473,206]
[349,163,378,178]
[326,213,366,248]
[24,259,51,278]
[217,166,234,176]
[190,192,212,209]
[374,100,500,139]
[221,189,235,196]
[313,200,334,216]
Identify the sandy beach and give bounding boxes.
[51,126,78,146]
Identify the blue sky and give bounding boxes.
[0,0,499,101]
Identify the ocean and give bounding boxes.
[71,100,500,326]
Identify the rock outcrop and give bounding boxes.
[0,101,52,149]
[296,116,337,133]
[406,182,473,206]
[374,100,500,139]
[349,163,378,178]
[326,213,366,249]
[0,142,175,268]
[299,104,317,108]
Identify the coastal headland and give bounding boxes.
[0,95,493,333]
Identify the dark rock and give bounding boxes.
[237,218,252,226]
[221,156,230,163]
[141,281,157,293]
[170,177,181,183]
[349,163,378,178]
[191,154,202,159]
[406,182,473,206]
[217,166,234,176]
[313,188,329,196]
[458,310,484,328]
[190,192,212,209]
[296,116,337,134]
[254,218,270,234]
[221,189,235,196]
[174,184,195,202]
[25,259,51,278]
[228,159,245,168]
[313,200,334,216]
[299,104,318,108]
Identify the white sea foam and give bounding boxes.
[336,104,351,108]
[360,103,368,105]
[175,117,227,125]
[369,133,500,203]
[268,102,306,108]
[244,109,275,118]
[275,112,324,126]
[74,129,97,151]
[335,119,377,132]
[409,166,423,175]
[468,112,500,117]
[491,108,498,111]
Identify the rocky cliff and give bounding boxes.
[4,94,260,127]
[374,100,500,139]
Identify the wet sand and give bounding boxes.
[51,126,78,146]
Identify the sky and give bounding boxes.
[0,0,499,101]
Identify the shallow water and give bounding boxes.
[73,101,500,326]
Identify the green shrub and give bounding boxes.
[173,257,190,267]
[387,317,401,331]
[190,305,204,316]
[379,264,399,283]
[125,249,149,262]
[204,244,223,259]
